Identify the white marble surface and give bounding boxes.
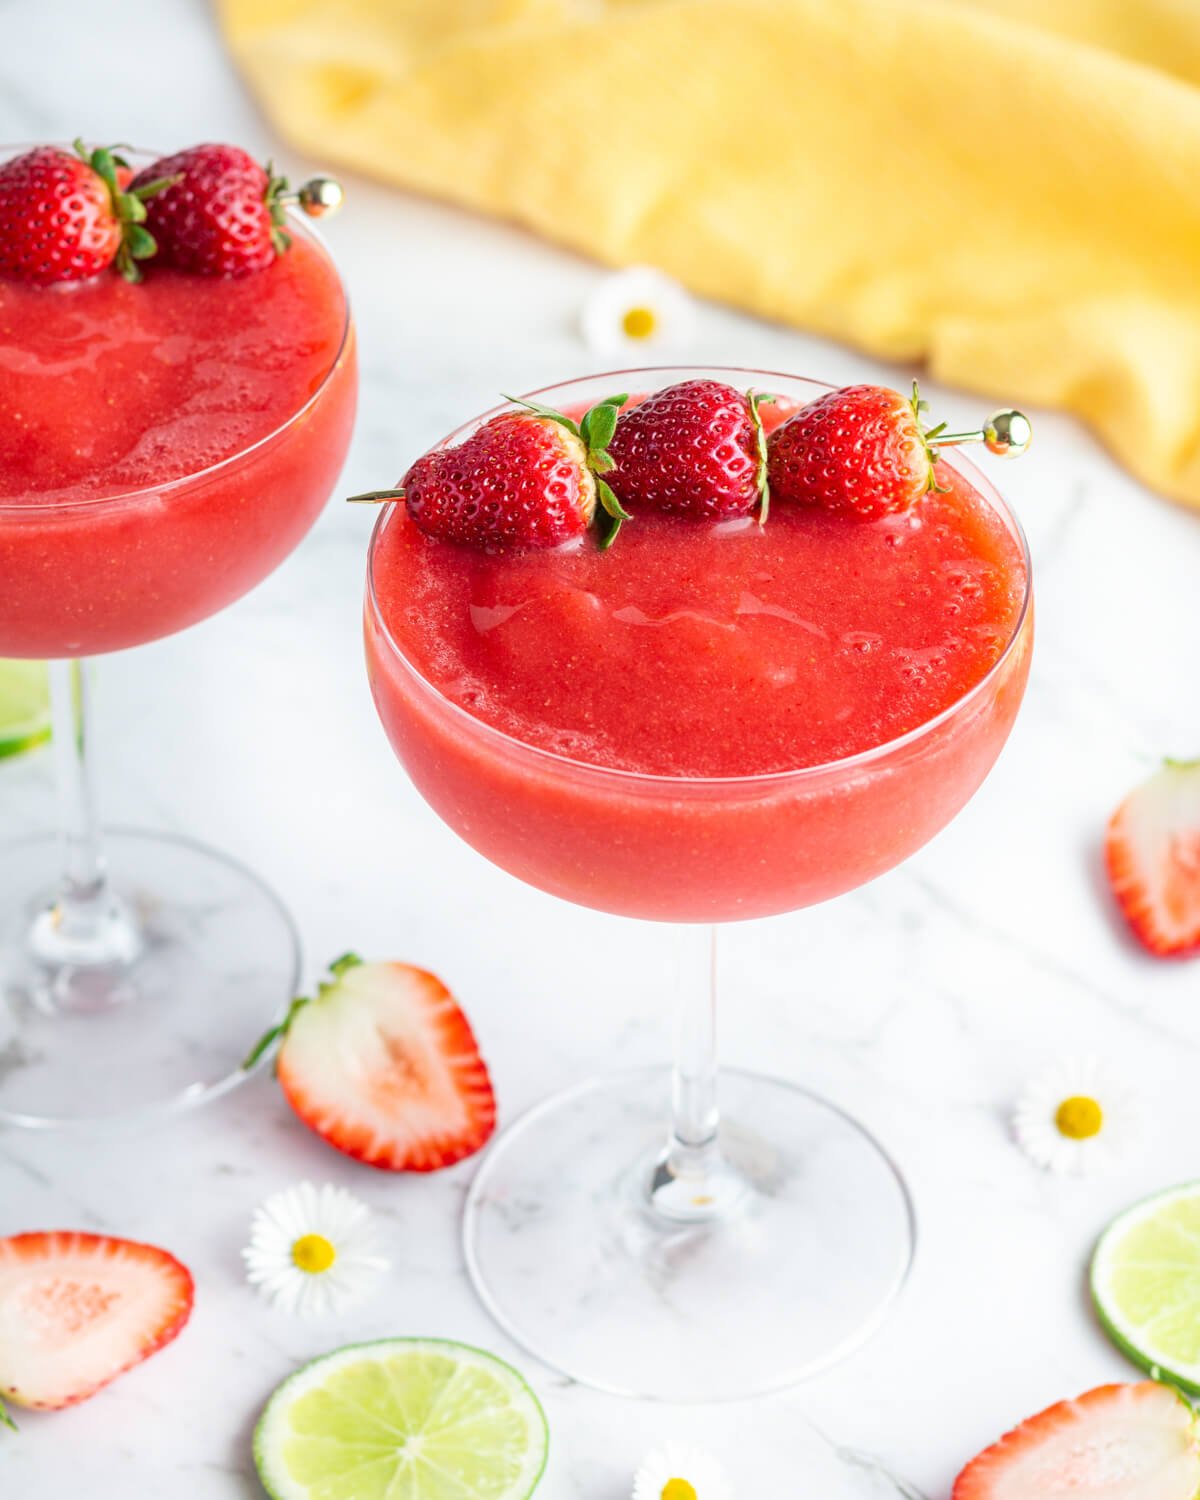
[3,1,1200,1495]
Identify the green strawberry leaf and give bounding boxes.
[242,952,364,1070]
[0,1395,16,1433]
[596,510,623,550]
[582,400,619,453]
[72,140,178,285]
[747,388,772,524]
[910,381,953,495]
[596,475,631,523]
[261,160,297,257]
[130,175,178,201]
[329,951,364,977]
[114,251,144,284]
[126,225,156,260]
[503,392,631,548]
[579,394,630,543]
[502,394,582,440]
[89,146,119,191]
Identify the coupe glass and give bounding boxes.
[363,368,1032,1399]
[0,148,358,1128]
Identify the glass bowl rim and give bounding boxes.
[0,142,353,516]
[364,365,1033,791]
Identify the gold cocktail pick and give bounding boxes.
[925,407,1033,459]
[286,176,345,218]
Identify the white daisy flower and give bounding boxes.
[580,266,694,355]
[243,1182,389,1316]
[1012,1056,1142,1176]
[633,1442,734,1500]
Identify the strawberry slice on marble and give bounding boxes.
[0,1231,193,1416]
[1105,759,1200,956]
[953,1382,1200,1500]
[246,954,497,1172]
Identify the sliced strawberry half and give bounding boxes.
[247,954,497,1172]
[1105,759,1200,957]
[953,1382,1200,1500]
[0,1231,193,1414]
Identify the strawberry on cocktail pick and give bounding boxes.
[349,392,632,551]
[604,377,773,522]
[0,141,175,285]
[244,954,497,1172]
[1105,759,1200,957]
[131,144,344,278]
[768,382,1031,522]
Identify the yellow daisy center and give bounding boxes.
[292,1233,337,1273]
[622,305,658,340]
[661,1482,698,1500]
[1055,1095,1104,1140]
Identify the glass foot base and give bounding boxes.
[464,1067,915,1400]
[0,829,300,1128]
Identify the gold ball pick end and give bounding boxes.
[296,176,345,218]
[982,409,1032,458]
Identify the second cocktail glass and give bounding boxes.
[364,368,1033,1399]
[0,149,358,1127]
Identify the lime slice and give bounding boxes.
[1091,1181,1200,1393]
[254,1338,549,1500]
[0,660,50,760]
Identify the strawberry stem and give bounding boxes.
[502,394,583,439]
[263,161,295,257]
[329,951,364,976]
[0,1395,16,1433]
[747,388,773,525]
[242,996,306,1071]
[73,138,178,284]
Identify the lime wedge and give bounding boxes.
[1091,1181,1200,1393]
[254,1338,549,1500]
[0,661,50,760]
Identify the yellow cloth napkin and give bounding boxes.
[220,0,1200,509]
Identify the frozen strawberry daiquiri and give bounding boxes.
[0,153,354,656]
[363,368,1033,1400]
[368,378,1029,922]
[0,142,356,1127]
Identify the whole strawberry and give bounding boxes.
[353,395,630,552]
[767,383,944,522]
[606,379,771,521]
[132,144,291,277]
[0,142,167,285]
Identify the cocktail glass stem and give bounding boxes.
[647,924,749,1222]
[26,659,142,1011]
